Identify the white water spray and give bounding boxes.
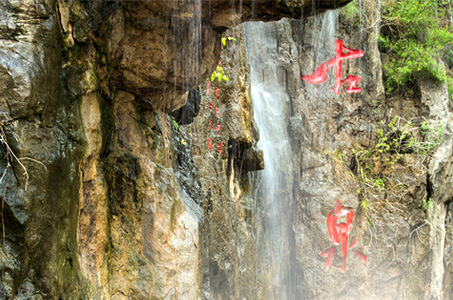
[244,20,296,299]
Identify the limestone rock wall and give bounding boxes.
[0,0,351,299]
[1,0,452,299]
[251,3,452,298]
[202,2,452,299]
[0,0,85,298]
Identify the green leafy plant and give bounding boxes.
[221,37,237,46]
[210,36,237,83]
[172,120,180,131]
[171,120,187,147]
[420,120,444,153]
[381,0,453,93]
[332,115,444,212]
[422,197,434,211]
[341,0,360,25]
[210,65,229,83]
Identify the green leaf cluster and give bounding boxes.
[221,37,237,46]
[422,197,434,211]
[381,0,453,93]
[172,120,180,131]
[341,0,360,25]
[209,36,237,83]
[210,65,229,83]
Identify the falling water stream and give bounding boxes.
[244,21,296,299]
[243,10,340,299]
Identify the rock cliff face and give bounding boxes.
[237,2,453,298]
[0,0,452,299]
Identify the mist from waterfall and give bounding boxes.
[244,20,296,299]
[243,10,340,299]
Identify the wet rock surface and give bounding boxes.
[1,0,349,298]
[254,4,452,298]
[0,0,452,299]
[87,0,351,112]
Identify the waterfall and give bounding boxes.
[243,10,341,298]
[244,21,296,299]
[313,10,339,68]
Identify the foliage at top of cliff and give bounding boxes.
[379,0,453,94]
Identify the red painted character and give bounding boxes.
[215,123,221,136]
[301,40,364,94]
[218,142,223,155]
[215,87,220,100]
[320,200,367,273]
[208,120,212,130]
[208,138,213,150]
[209,101,213,111]
[216,107,221,117]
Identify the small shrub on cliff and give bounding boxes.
[209,36,237,83]
[381,0,453,93]
[422,197,434,211]
[210,65,229,83]
[221,37,237,46]
[341,0,360,26]
[328,115,443,212]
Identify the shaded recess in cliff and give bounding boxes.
[97,0,352,112]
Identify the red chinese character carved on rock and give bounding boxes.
[301,40,364,95]
[218,142,223,155]
[320,200,367,273]
[215,123,221,136]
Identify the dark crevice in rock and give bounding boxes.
[171,122,203,206]
[427,171,435,204]
[0,196,26,295]
[171,88,201,125]
[227,139,264,179]
[104,153,141,216]
[98,95,116,163]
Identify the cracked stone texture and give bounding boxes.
[0,0,353,299]
[4,0,452,299]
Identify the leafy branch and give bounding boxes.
[209,36,237,83]
[210,65,229,83]
[380,0,453,93]
[221,37,237,46]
